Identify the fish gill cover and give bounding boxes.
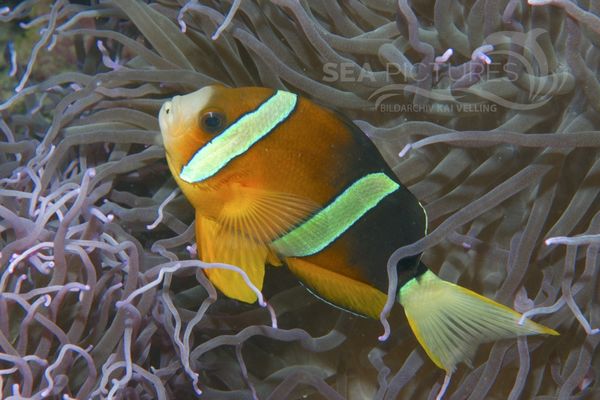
[0,0,599,399]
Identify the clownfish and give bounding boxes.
[158,86,557,373]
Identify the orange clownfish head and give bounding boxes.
[158,85,299,211]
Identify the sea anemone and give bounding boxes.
[0,0,598,399]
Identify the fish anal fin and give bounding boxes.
[398,270,559,372]
[196,213,267,303]
[286,257,386,319]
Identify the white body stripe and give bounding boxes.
[180,90,297,183]
[272,173,400,257]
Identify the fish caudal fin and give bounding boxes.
[398,270,558,372]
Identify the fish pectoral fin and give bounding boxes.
[217,185,320,243]
[286,257,387,319]
[196,214,268,304]
[398,270,559,373]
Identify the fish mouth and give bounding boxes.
[159,96,185,138]
[158,98,173,137]
[158,87,218,139]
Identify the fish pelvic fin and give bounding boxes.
[196,213,268,303]
[398,270,558,372]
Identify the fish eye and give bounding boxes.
[200,111,226,134]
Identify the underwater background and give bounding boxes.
[0,0,599,398]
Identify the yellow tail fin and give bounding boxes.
[398,270,558,372]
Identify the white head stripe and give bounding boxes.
[180,90,298,183]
